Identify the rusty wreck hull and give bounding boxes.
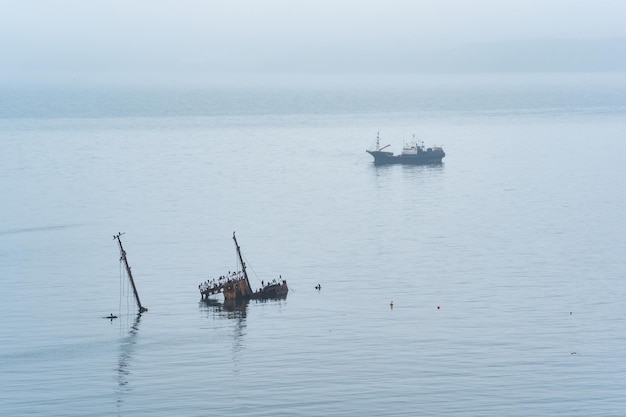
[201,278,288,301]
[251,282,289,299]
[222,279,254,300]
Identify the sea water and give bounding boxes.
[1,73,625,416]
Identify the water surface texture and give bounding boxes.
[1,73,625,416]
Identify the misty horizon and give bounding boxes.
[3,1,626,84]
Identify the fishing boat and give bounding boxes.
[114,232,148,314]
[199,232,288,301]
[366,132,445,165]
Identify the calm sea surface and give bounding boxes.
[1,73,626,416]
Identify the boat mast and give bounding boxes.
[373,131,391,152]
[232,231,252,292]
[114,232,147,314]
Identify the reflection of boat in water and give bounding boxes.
[200,298,249,320]
[114,232,148,314]
[366,132,445,165]
[199,232,288,301]
[199,298,249,370]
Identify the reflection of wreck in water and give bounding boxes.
[199,232,288,301]
[199,298,249,375]
[200,297,249,320]
[199,285,288,377]
[116,314,142,411]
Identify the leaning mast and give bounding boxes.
[232,231,252,293]
[114,232,148,314]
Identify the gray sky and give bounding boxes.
[2,0,626,80]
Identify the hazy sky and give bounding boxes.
[2,0,626,78]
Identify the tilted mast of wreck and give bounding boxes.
[114,232,148,314]
[232,231,252,293]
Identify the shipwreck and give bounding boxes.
[199,232,288,301]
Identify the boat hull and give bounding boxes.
[366,149,445,165]
[251,282,289,299]
[201,278,288,301]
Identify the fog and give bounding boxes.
[2,0,626,83]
